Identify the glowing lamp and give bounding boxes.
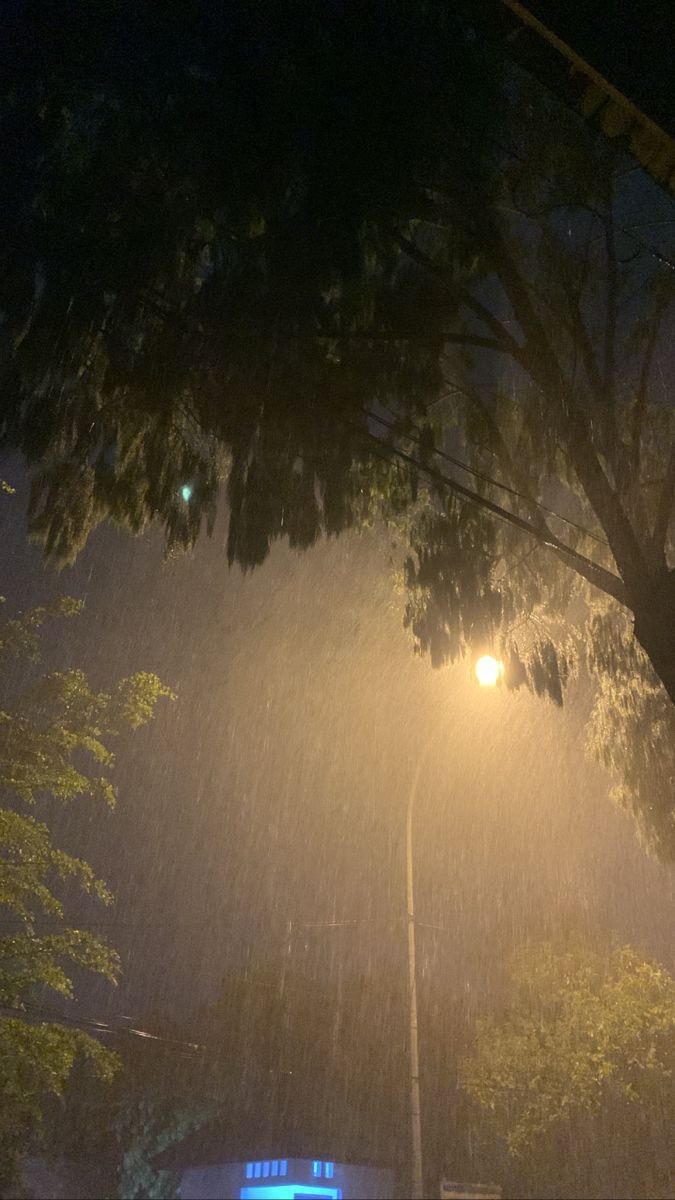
[475,654,503,687]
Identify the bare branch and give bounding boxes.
[394,233,527,366]
[483,222,649,597]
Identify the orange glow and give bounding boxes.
[475,655,503,687]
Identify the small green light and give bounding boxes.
[181,484,193,502]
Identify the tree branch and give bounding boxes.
[442,375,555,537]
[601,192,619,469]
[368,435,627,606]
[565,291,604,402]
[394,233,527,366]
[629,285,671,489]
[483,222,649,599]
[603,210,617,407]
[396,222,639,599]
[327,330,507,354]
[652,445,675,559]
[138,285,508,359]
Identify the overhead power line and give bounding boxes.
[355,425,626,605]
[0,1000,204,1054]
[365,407,610,546]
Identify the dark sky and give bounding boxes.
[518,1,675,131]
[2,455,673,1030]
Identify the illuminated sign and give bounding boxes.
[177,1154,392,1199]
[240,1189,340,1200]
[241,1161,341,1199]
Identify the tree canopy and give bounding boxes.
[0,589,173,1191]
[37,940,675,1199]
[462,940,675,1198]
[1,1,674,851]
[41,962,409,1197]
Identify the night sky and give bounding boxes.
[522,0,674,131]
[2,453,672,1031]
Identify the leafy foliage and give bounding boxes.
[114,1086,220,1200]
[0,1018,116,1197]
[586,612,675,858]
[1,2,674,852]
[1,0,496,567]
[462,941,675,1167]
[0,595,82,661]
[44,963,410,1194]
[0,596,173,1191]
[43,947,675,1199]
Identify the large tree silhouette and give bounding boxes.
[1,2,673,849]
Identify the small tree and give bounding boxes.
[0,591,173,1191]
[462,942,675,1196]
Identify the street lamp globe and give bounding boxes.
[475,654,503,687]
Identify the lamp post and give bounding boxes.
[406,748,430,1200]
[405,655,502,1200]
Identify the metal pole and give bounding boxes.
[406,754,427,1200]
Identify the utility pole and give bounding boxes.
[406,753,427,1200]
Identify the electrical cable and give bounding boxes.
[353,425,624,599]
[364,406,610,546]
[0,999,204,1053]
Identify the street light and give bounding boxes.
[474,654,503,687]
[405,750,428,1200]
[406,658,503,1198]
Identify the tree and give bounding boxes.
[1,3,673,848]
[462,941,675,1198]
[111,1044,219,1200]
[0,0,497,568]
[194,962,407,1165]
[585,615,675,858]
[394,86,675,851]
[0,590,173,1192]
[36,1003,222,1200]
[42,961,409,1194]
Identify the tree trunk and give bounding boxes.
[632,568,675,706]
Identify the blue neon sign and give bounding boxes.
[240,1188,340,1200]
